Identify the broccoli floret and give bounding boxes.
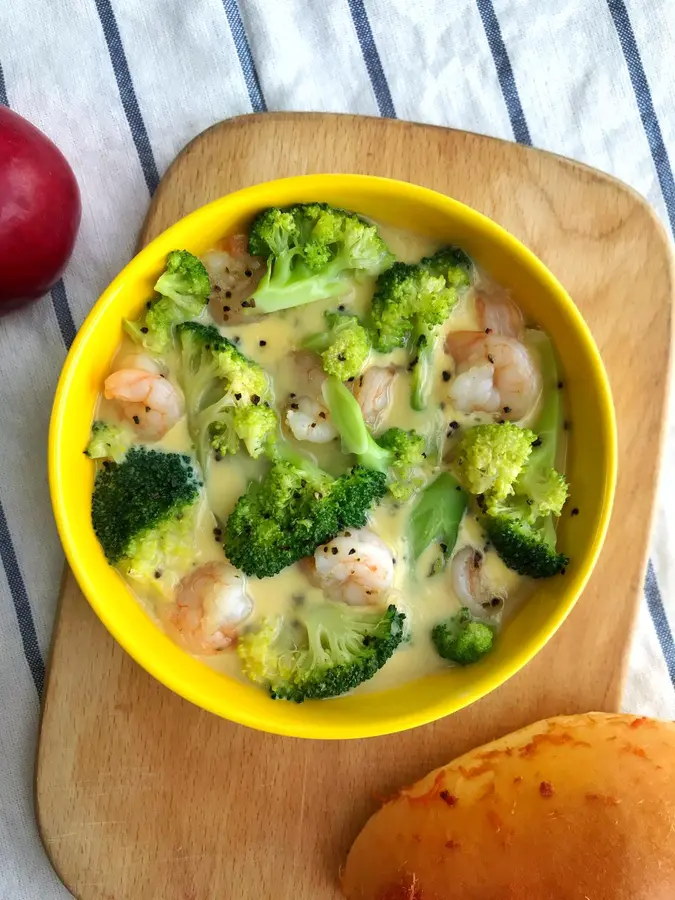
[232,404,277,459]
[238,602,406,701]
[323,376,427,499]
[370,247,473,409]
[91,447,201,593]
[208,413,240,458]
[432,607,494,665]
[84,421,132,463]
[223,457,387,577]
[125,250,210,353]
[374,428,426,500]
[451,422,536,504]
[303,310,371,381]
[177,321,270,466]
[484,515,568,578]
[247,203,393,313]
[480,335,570,578]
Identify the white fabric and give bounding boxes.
[1,1,674,895]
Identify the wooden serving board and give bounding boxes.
[37,114,672,900]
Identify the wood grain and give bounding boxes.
[36,113,673,900]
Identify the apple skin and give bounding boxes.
[0,107,81,315]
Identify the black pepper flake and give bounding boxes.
[347,376,355,383]
[241,300,250,308]
[323,546,328,552]
[422,451,427,458]
[348,548,356,556]
[154,570,162,579]
[259,339,267,347]
[557,381,564,389]
[132,415,140,425]
[146,300,152,309]
[473,550,482,567]
[440,542,448,554]
[140,327,149,334]
[233,336,241,344]
[251,394,261,406]
[290,402,299,410]
[365,590,372,596]
[290,392,296,399]
[439,790,458,807]
[442,370,451,382]
[225,290,232,299]
[539,781,555,798]
[319,411,326,419]
[338,304,345,311]
[213,527,222,536]
[214,452,222,462]
[455,485,461,492]
[345,532,352,537]
[331,547,339,555]
[485,327,492,334]
[392,558,397,565]
[337,353,346,362]
[487,354,495,364]
[310,422,317,429]
[408,355,419,370]
[571,507,579,517]
[223,314,230,321]
[563,420,571,431]
[244,269,252,277]
[234,392,242,401]
[145,406,150,412]
[503,406,511,413]
[532,437,542,448]
[223,304,231,311]
[449,420,459,429]
[560,567,566,576]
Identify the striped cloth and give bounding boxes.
[1,1,674,895]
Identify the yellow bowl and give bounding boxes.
[49,174,617,739]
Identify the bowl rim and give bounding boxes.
[49,173,618,739]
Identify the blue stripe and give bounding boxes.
[607,0,675,674]
[93,0,160,195]
[475,0,532,145]
[607,0,675,236]
[50,279,77,350]
[0,500,45,698]
[221,0,267,113]
[0,60,8,107]
[347,0,396,119]
[644,561,675,688]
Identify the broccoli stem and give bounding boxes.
[409,472,468,564]
[530,332,563,546]
[322,376,390,470]
[409,333,436,411]
[530,331,561,469]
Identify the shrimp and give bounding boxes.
[451,547,506,621]
[313,528,394,606]
[292,350,328,399]
[351,365,397,431]
[286,396,337,443]
[203,234,266,325]
[104,354,183,440]
[445,331,541,421]
[475,287,523,339]
[165,561,253,655]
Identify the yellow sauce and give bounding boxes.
[98,220,551,696]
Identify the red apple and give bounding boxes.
[0,107,81,314]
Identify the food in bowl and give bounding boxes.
[84,202,570,703]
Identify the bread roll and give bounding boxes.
[342,713,675,900]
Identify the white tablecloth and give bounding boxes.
[1,1,674,896]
